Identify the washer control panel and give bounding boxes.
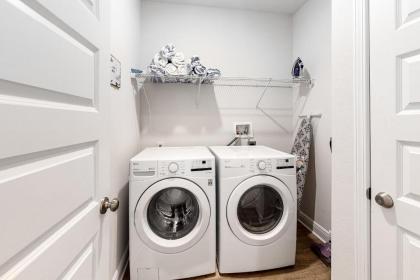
[257,160,267,170]
[131,159,214,179]
[159,161,186,176]
[131,160,157,177]
[168,162,179,173]
[190,159,212,172]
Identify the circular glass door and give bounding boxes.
[135,178,211,254]
[147,187,200,240]
[227,175,295,246]
[237,185,284,234]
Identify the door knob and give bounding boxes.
[100,197,120,214]
[375,192,394,208]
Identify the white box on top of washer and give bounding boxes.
[129,146,216,280]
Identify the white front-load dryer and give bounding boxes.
[209,145,296,274]
[129,147,216,280]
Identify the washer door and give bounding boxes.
[227,175,295,246]
[135,178,211,254]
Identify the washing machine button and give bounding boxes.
[257,161,266,170]
[168,162,179,173]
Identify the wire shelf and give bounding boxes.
[131,72,314,109]
[131,73,314,88]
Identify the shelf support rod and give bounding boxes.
[195,77,203,107]
[255,78,272,109]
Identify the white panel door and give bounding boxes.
[0,0,111,279]
[371,0,420,279]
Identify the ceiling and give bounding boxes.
[144,0,309,14]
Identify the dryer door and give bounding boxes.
[227,175,295,246]
[135,178,211,254]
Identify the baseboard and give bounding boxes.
[112,246,129,280]
[298,211,331,243]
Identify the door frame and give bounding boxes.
[331,0,371,279]
[353,0,370,279]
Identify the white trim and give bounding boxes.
[298,211,331,243]
[353,0,371,279]
[112,246,129,280]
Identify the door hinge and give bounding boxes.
[366,187,371,200]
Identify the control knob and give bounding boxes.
[257,161,266,170]
[168,162,179,173]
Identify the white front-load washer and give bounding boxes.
[129,147,216,280]
[209,145,296,274]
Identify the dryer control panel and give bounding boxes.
[250,158,294,173]
[222,157,295,176]
[157,159,213,177]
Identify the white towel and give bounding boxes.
[153,53,168,68]
[160,43,176,60]
[148,64,165,76]
[148,64,165,82]
[206,68,221,79]
[189,56,206,77]
[190,56,201,67]
[193,64,207,77]
[165,63,178,76]
[178,64,192,76]
[147,45,221,84]
[172,52,186,67]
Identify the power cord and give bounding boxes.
[227,137,239,146]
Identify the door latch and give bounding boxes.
[366,187,371,200]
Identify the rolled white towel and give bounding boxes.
[160,43,176,60]
[165,63,178,76]
[172,52,186,67]
[189,56,206,77]
[202,68,221,83]
[190,56,201,67]
[190,56,200,63]
[178,64,192,76]
[207,68,221,79]
[148,64,166,82]
[193,64,207,77]
[148,64,165,76]
[153,53,168,68]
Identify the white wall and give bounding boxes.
[292,0,332,235]
[139,1,294,151]
[109,0,142,278]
